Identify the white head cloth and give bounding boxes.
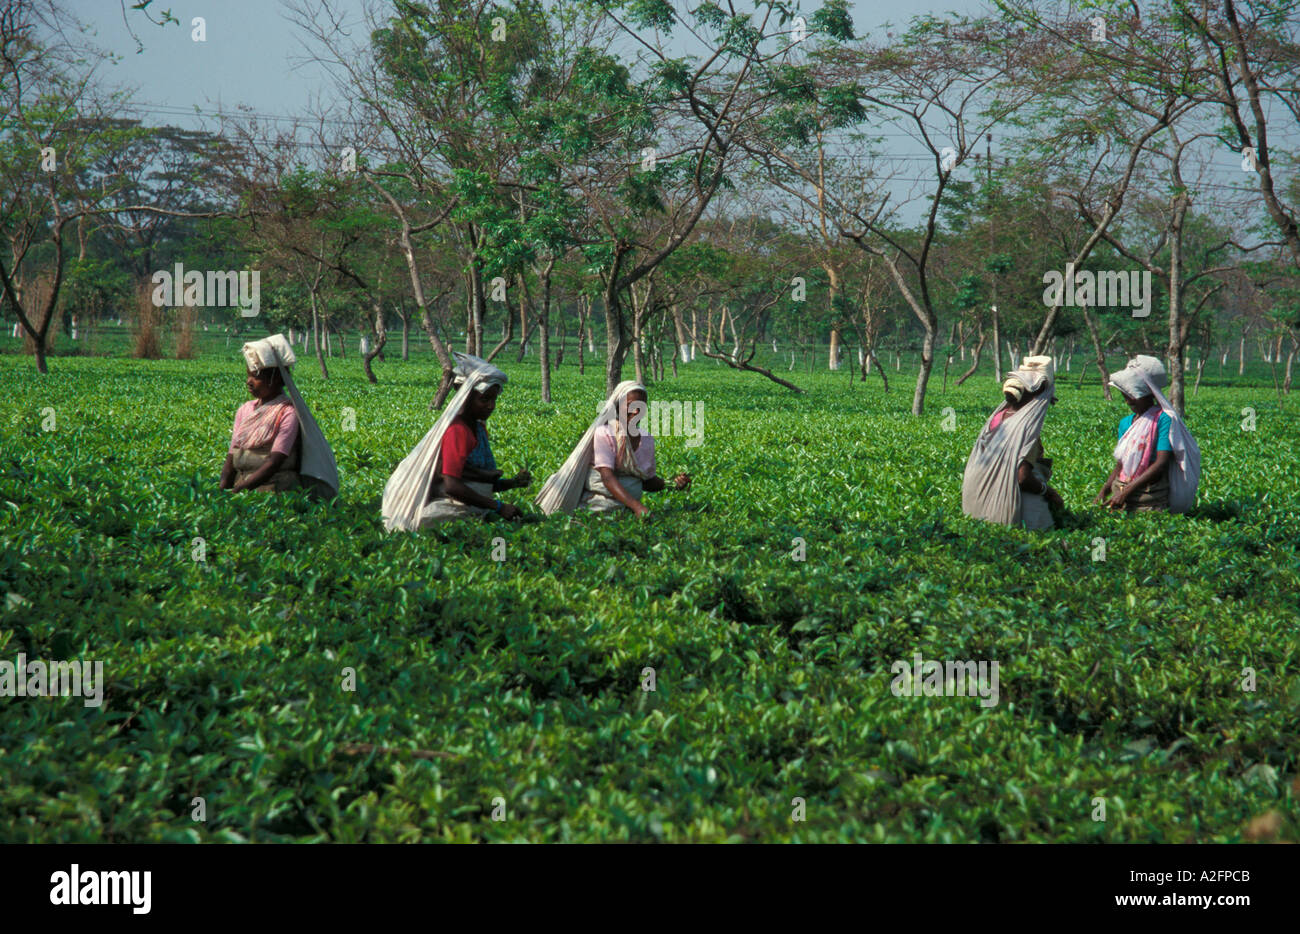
[1110,356,1200,513]
[962,359,1054,527]
[381,358,507,532]
[452,353,507,392]
[240,334,339,498]
[1109,354,1165,399]
[534,381,645,516]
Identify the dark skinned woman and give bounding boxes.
[1096,354,1200,513]
[382,354,530,530]
[535,381,690,518]
[221,334,338,497]
[962,355,1063,530]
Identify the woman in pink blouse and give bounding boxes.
[580,385,690,518]
[220,363,302,493]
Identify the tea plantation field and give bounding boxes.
[1,353,1297,842]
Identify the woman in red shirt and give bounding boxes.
[382,354,530,530]
[426,380,531,522]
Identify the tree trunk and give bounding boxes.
[470,257,486,357]
[487,292,515,362]
[538,262,554,403]
[1081,304,1110,400]
[1166,197,1187,417]
[516,286,530,362]
[869,343,888,391]
[941,319,958,391]
[362,290,386,385]
[991,305,1002,382]
[310,291,329,379]
[672,304,690,364]
[954,326,987,387]
[699,345,805,391]
[603,254,631,395]
[555,299,566,367]
[911,327,936,415]
[576,296,588,376]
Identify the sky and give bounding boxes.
[61,0,1275,230]
[69,0,975,135]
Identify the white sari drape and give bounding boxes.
[241,334,339,498]
[961,368,1052,528]
[381,356,508,532]
[1139,375,1200,513]
[535,381,646,515]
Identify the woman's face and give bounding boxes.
[468,384,501,420]
[623,389,648,430]
[1122,391,1151,413]
[246,368,281,401]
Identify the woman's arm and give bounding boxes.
[489,469,531,491]
[643,472,691,493]
[231,451,287,491]
[1018,461,1062,507]
[219,452,236,490]
[596,467,649,517]
[1016,462,1042,493]
[1107,450,1171,508]
[1095,462,1121,504]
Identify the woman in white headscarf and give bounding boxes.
[962,355,1064,530]
[1096,354,1200,512]
[381,354,530,531]
[535,382,690,518]
[220,333,339,497]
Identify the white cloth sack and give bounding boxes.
[418,480,495,525]
[381,356,507,532]
[579,469,643,513]
[535,381,644,515]
[242,334,339,498]
[1108,356,1200,513]
[961,364,1053,528]
[1141,374,1200,513]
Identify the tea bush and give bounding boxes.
[0,355,1296,842]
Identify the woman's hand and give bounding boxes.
[673,472,691,491]
[499,503,522,520]
[1106,488,1128,509]
[596,467,648,516]
[512,469,532,489]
